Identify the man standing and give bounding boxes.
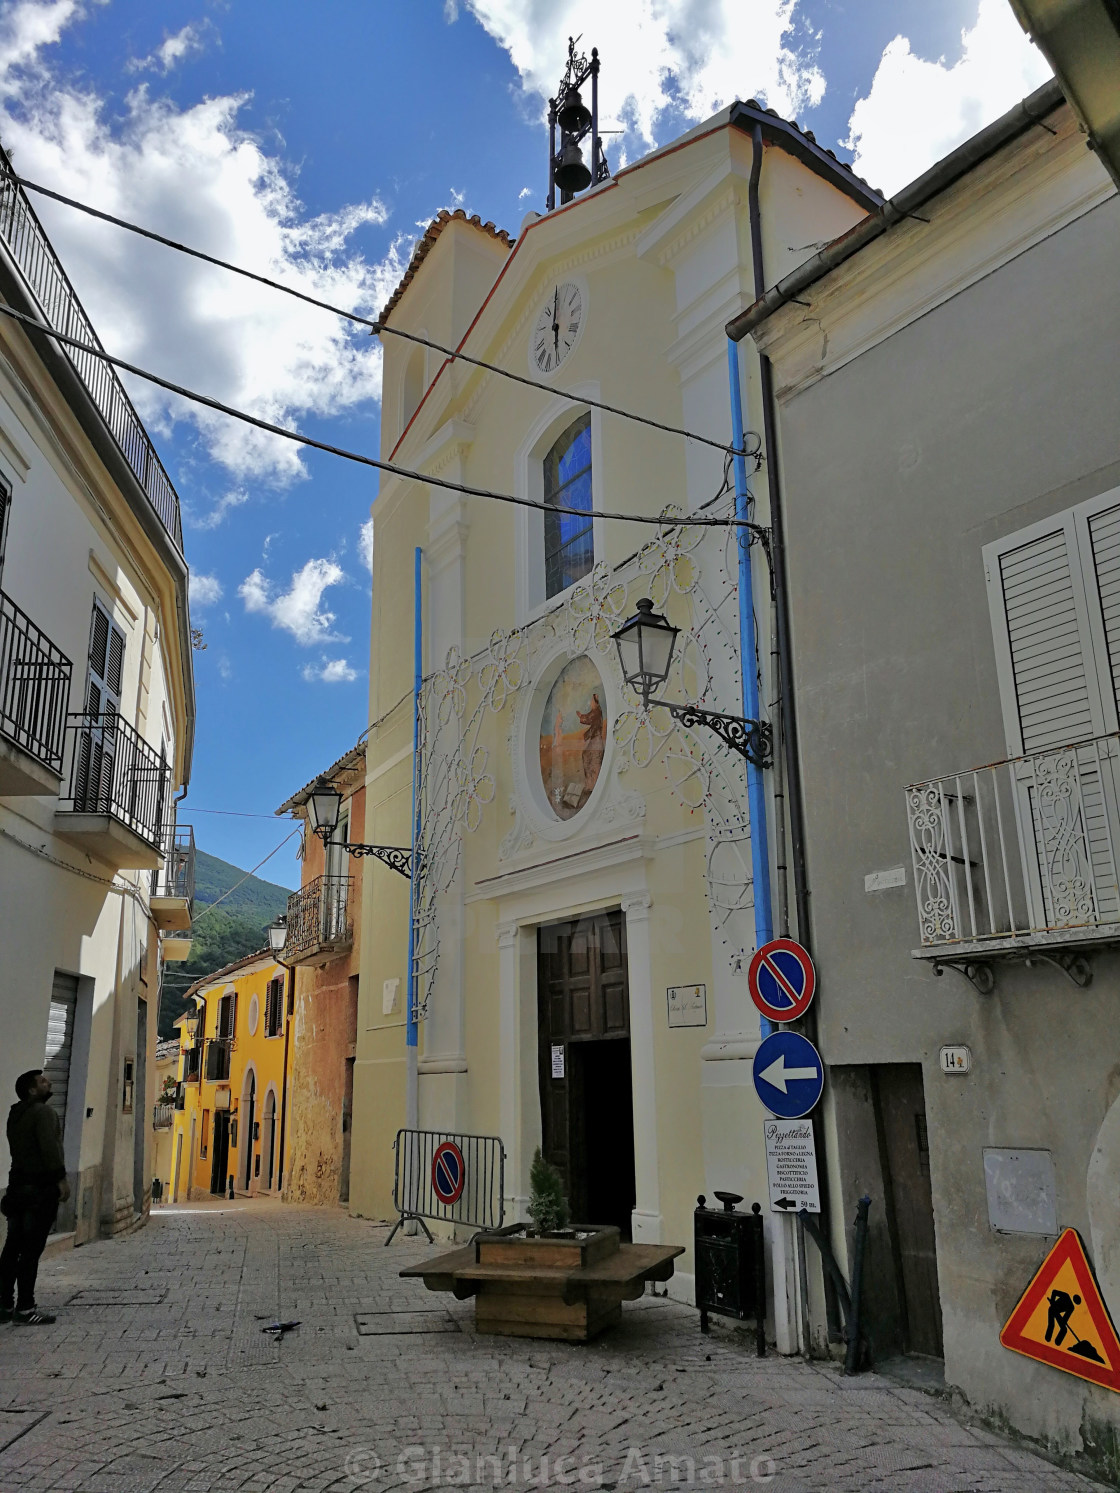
[0,1069,69,1325]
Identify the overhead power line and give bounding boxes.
[14,173,761,461]
[0,299,765,533]
[188,826,301,930]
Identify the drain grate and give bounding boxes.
[68,1288,167,1306]
[354,1310,461,1335]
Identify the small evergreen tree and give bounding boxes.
[527,1147,569,1233]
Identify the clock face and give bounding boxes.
[530,281,584,375]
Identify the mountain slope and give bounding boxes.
[157,849,293,1038]
[193,848,293,919]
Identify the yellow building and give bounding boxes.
[169,951,290,1201]
[355,89,879,1351]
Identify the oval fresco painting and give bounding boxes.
[539,656,607,820]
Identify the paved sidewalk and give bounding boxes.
[0,1203,1107,1492]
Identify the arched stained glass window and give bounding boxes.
[543,413,593,599]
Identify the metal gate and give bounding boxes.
[386,1128,505,1245]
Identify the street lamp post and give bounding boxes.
[302,781,415,879]
[612,598,773,769]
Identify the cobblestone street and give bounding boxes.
[0,1203,1107,1492]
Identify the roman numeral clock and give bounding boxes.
[530,281,585,374]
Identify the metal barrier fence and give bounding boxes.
[386,1128,505,1245]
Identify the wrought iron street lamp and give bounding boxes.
[612,598,773,769]
[303,780,414,879]
[266,915,289,960]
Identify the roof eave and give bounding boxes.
[726,76,1066,344]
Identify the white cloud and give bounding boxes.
[189,486,248,531]
[189,571,222,606]
[302,656,359,683]
[359,517,374,574]
[844,0,1052,196]
[216,653,232,680]
[454,1,824,149]
[0,1,410,483]
[128,22,208,75]
[239,558,347,646]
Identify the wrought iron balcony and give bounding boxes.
[55,711,171,868]
[906,732,1120,989]
[153,1101,175,1129]
[0,588,72,793]
[0,155,184,551]
[151,821,195,930]
[205,1037,233,1083]
[282,873,353,966]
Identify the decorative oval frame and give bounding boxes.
[512,640,621,845]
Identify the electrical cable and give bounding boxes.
[0,299,766,533]
[188,826,301,929]
[12,172,760,461]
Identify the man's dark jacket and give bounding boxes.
[6,1099,65,1189]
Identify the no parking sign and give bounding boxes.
[747,937,816,1023]
[431,1141,466,1206]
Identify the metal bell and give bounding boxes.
[557,87,592,135]
[554,139,592,194]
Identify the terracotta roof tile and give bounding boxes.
[378,209,513,327]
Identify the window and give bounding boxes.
[543,413,593,599]
[217,992,236,1039]
[264,977,284,1038]
[985,485,1120,924]
[200,1109,210,1158]
[74,601,125,812]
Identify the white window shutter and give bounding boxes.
[985,519,1110,756]
[1085,500,1120,718]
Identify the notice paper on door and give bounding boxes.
[551,1044,565,1079]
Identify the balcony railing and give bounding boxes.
[283,874,353,962]
[907,732,1120,950]
[0,589,72,774]
[205,1037,233,1083]
[58,711,170,848]
[152,821,195,903]
[0,155,183,551]
[182,1048,201,1083]
[153,1101,174,1129]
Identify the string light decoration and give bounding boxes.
[406,502,764,1023]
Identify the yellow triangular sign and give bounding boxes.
[1000,1228,1120,1393]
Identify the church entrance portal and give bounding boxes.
[537,910,636,1238]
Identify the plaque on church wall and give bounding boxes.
[667,984,707,1027]
[539,655,606,820]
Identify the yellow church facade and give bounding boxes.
[353,101,879,1340]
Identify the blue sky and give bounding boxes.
[0,0,1049,887]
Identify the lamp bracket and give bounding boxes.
[650,700,774,769]
[313,826,414,879]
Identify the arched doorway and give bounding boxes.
[262,1086,278,1193]
[240,1068,256,1194]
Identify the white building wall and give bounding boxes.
[0,294,189,1243]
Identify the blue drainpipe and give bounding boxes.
[727,340,773,1032]
[405,545,421,1130]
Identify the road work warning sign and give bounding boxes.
[1000,1228,1120,1393]
[763,1118,820,1214]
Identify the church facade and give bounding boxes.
[352,104,877,1330]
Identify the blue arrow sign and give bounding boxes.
[752,1030,824,1119]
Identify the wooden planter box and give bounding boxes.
[401,1224,683,1342]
